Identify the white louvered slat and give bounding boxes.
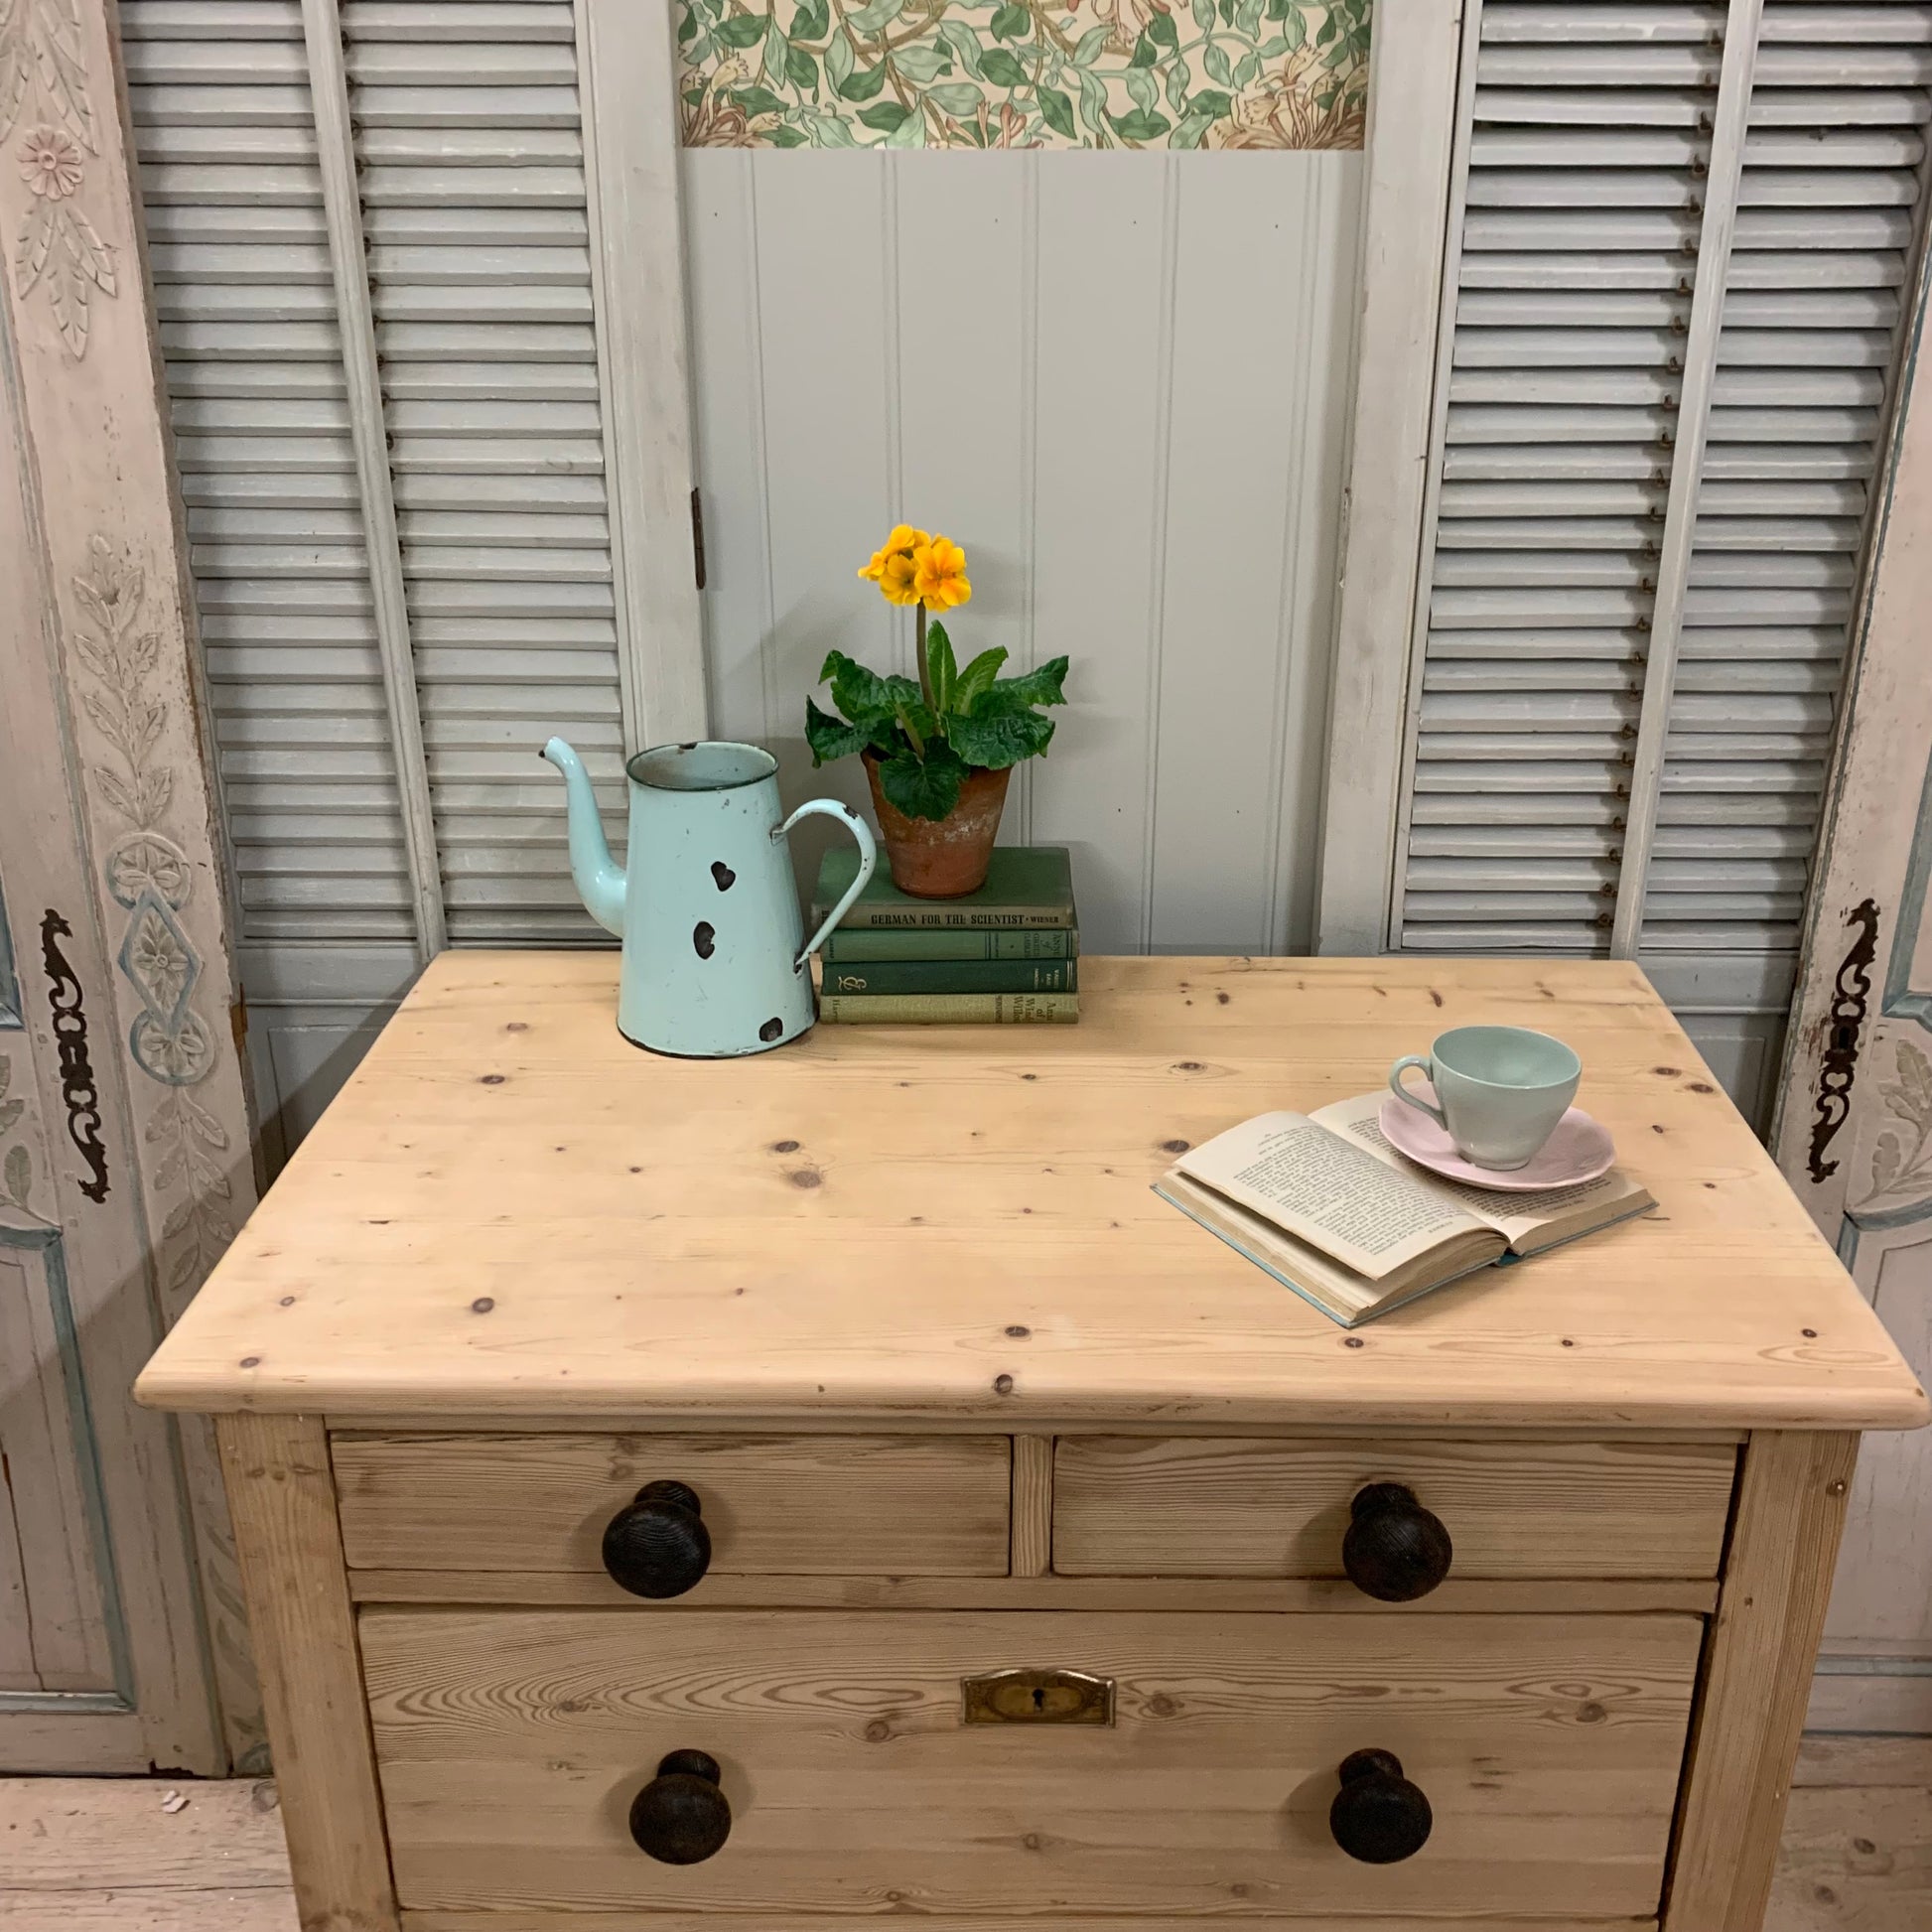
[1643,0,1930,950]
[123,0,413,943]
[344,0,624,942]
[1397,0,1932,965]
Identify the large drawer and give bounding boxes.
[333,1433,1012,1578]
[363,1606,1700,1918]
[1052,1436,1735,1580]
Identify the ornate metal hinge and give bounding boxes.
[40,909,108,1203]
[1808,897,1880,1184]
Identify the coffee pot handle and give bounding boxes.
[781,800,878,968]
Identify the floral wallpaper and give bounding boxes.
[678,0,1369,150]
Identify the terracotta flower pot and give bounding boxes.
[864,754,1011,898]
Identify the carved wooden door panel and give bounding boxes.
[1771,250,1932,1730]
[0,0,260,1772]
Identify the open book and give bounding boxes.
[1156,1092,1655,1327]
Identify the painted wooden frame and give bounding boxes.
[0,0,263,1767]
[1311,0,1464,956]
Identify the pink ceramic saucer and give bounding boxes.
[1378,1093,1615,1191]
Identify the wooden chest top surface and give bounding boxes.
[136,952,1927,1431]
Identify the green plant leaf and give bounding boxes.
[838,61,888,98]
[791,0,829,37]
[805,694,874,765]
[1204,39,1233,84]
[879,743,968,821]
[990,1,1030,37]
[1071,23,1111,66]
[894,43,949,80]
[859,97,910,131]
[819,648,897,725]
[937,19,986,74]
[1283,7,1307,48]
[1165,58,1189,110]
[1077,65,1107,132]
[1129,27,1159,67]
[925,620,959,715]
[1036,81,1075,138]
[927,79,986,115]
[1147,11,1178,47]
[1233,47,1258,86]
[1189,86,1231,119]
[984,653,1069,708]
[886,106,927,146]
[714,13,767,46]
[1123,65,1157,113]
[768,122,810,145]
[825,29,854,88]
[785,41,818,88]
[1171,104,1214,148]
[1191,0,1215,29]
[733,84,787,116]
[948,706,1055,769]
[979,45,1028,87]
[951,645,1009,712]
[845,0,902,31]
[804,106,861,144]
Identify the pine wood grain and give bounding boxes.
[361,1607,1699,1919]
[1052,1435,1735,1579]
[1011,1435,1052,1577]
[332,1434,1010,1577]
[134,955,1929,1432]
[1767,1784,1932,1930]
[1667,1431,1860,1932]
[344,1570,1721,1613]
[217,1414,397,1932]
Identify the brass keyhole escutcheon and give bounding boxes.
[962,1667,1116,1725]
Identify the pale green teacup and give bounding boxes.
[1388,1026,1582,1172]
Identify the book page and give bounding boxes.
[1310,1091,1653,1248]
[1171,1112,1485,1281]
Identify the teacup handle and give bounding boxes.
[1388,1055,1448,1130]
[781,799,878,968]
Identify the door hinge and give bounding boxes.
[690,486,707,592]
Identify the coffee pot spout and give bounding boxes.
[541,737,626,936]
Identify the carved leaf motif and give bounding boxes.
[29,0,93,151]
[95,764,139,821]
[63,200,113,291]
[46,231,89,355]
[0,1100,20,1136]
[68,622,116,684]
[70,568,110,632]
[1870,1129,1905,1201]
[0,43,30,142]
[137,766,173,823]
[14,195,52,289]
[2,1142,30,1209]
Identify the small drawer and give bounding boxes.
[333,1433,1012,1579]
[1052,1436,1735,1582]
[363,1605,1700,1918]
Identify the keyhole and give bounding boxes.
[1033,1687,1046,1712]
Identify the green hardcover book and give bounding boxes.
[822,926,1077,962]
[819,992,1079,1025]
[822,959,1077,997]
[814,845,1073,929]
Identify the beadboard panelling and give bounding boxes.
[685,150,1364,955]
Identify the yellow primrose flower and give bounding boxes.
[912,536,971,614]
[858,523,929,594]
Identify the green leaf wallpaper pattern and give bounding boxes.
[679,0,1368,150]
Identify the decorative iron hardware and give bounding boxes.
[1808,897,1880,1184]
[40,909,108,1202]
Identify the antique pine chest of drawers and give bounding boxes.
[136,954,1929,1932]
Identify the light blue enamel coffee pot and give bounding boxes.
[541,738,876,1057]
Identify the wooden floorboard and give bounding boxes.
[1,1758,1926,1932]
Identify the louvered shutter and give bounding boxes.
[1648,4,1930,950]
[120,0,641,952]
[123,0,417,942]
[1396,1,1932,969]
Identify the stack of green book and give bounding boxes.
[812,846,1078,1025]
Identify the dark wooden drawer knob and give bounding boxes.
[602,1479,711,1598]
[628,1749,731,1864]
[1329,1748,1432,1863]
[1341,1481,1452,1602]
